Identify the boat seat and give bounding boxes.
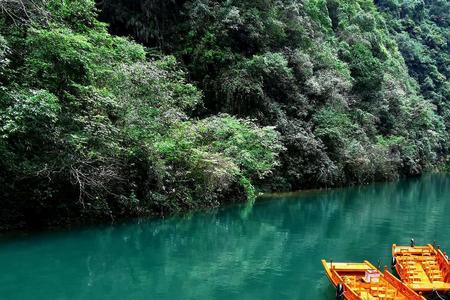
[421,257,435,260]
[360,291,376,300]
[409,276,422,282]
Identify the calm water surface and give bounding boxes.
[1,174,450,299]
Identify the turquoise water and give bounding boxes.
[1,174,450,299]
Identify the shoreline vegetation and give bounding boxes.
[0,0,449,231]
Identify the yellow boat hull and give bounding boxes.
[322,260,425,300]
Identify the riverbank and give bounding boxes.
[0,172,430,233]
[0,183,248,233]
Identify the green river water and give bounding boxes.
[1,174,450,299]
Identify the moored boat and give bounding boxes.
[322,260,425,299]
[392,243,450,294]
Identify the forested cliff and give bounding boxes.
[0,0,448,230]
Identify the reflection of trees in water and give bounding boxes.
[1,174,450,299]
[81,175,450,299]
[73,209,296,299]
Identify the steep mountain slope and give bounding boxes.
[0,0,281,229]
[376,0,450,148]
[99,0,445,190]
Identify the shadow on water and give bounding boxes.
[0,174,450,299]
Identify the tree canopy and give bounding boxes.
[0,0,281,229]
[100,0,445,189]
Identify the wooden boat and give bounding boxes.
[322,260,425,299]
[392,243,450,293]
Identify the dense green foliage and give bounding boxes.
[0,0,281,229]
[1,0,449,230]
[100,0,445,190]
[376,0,450,148]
